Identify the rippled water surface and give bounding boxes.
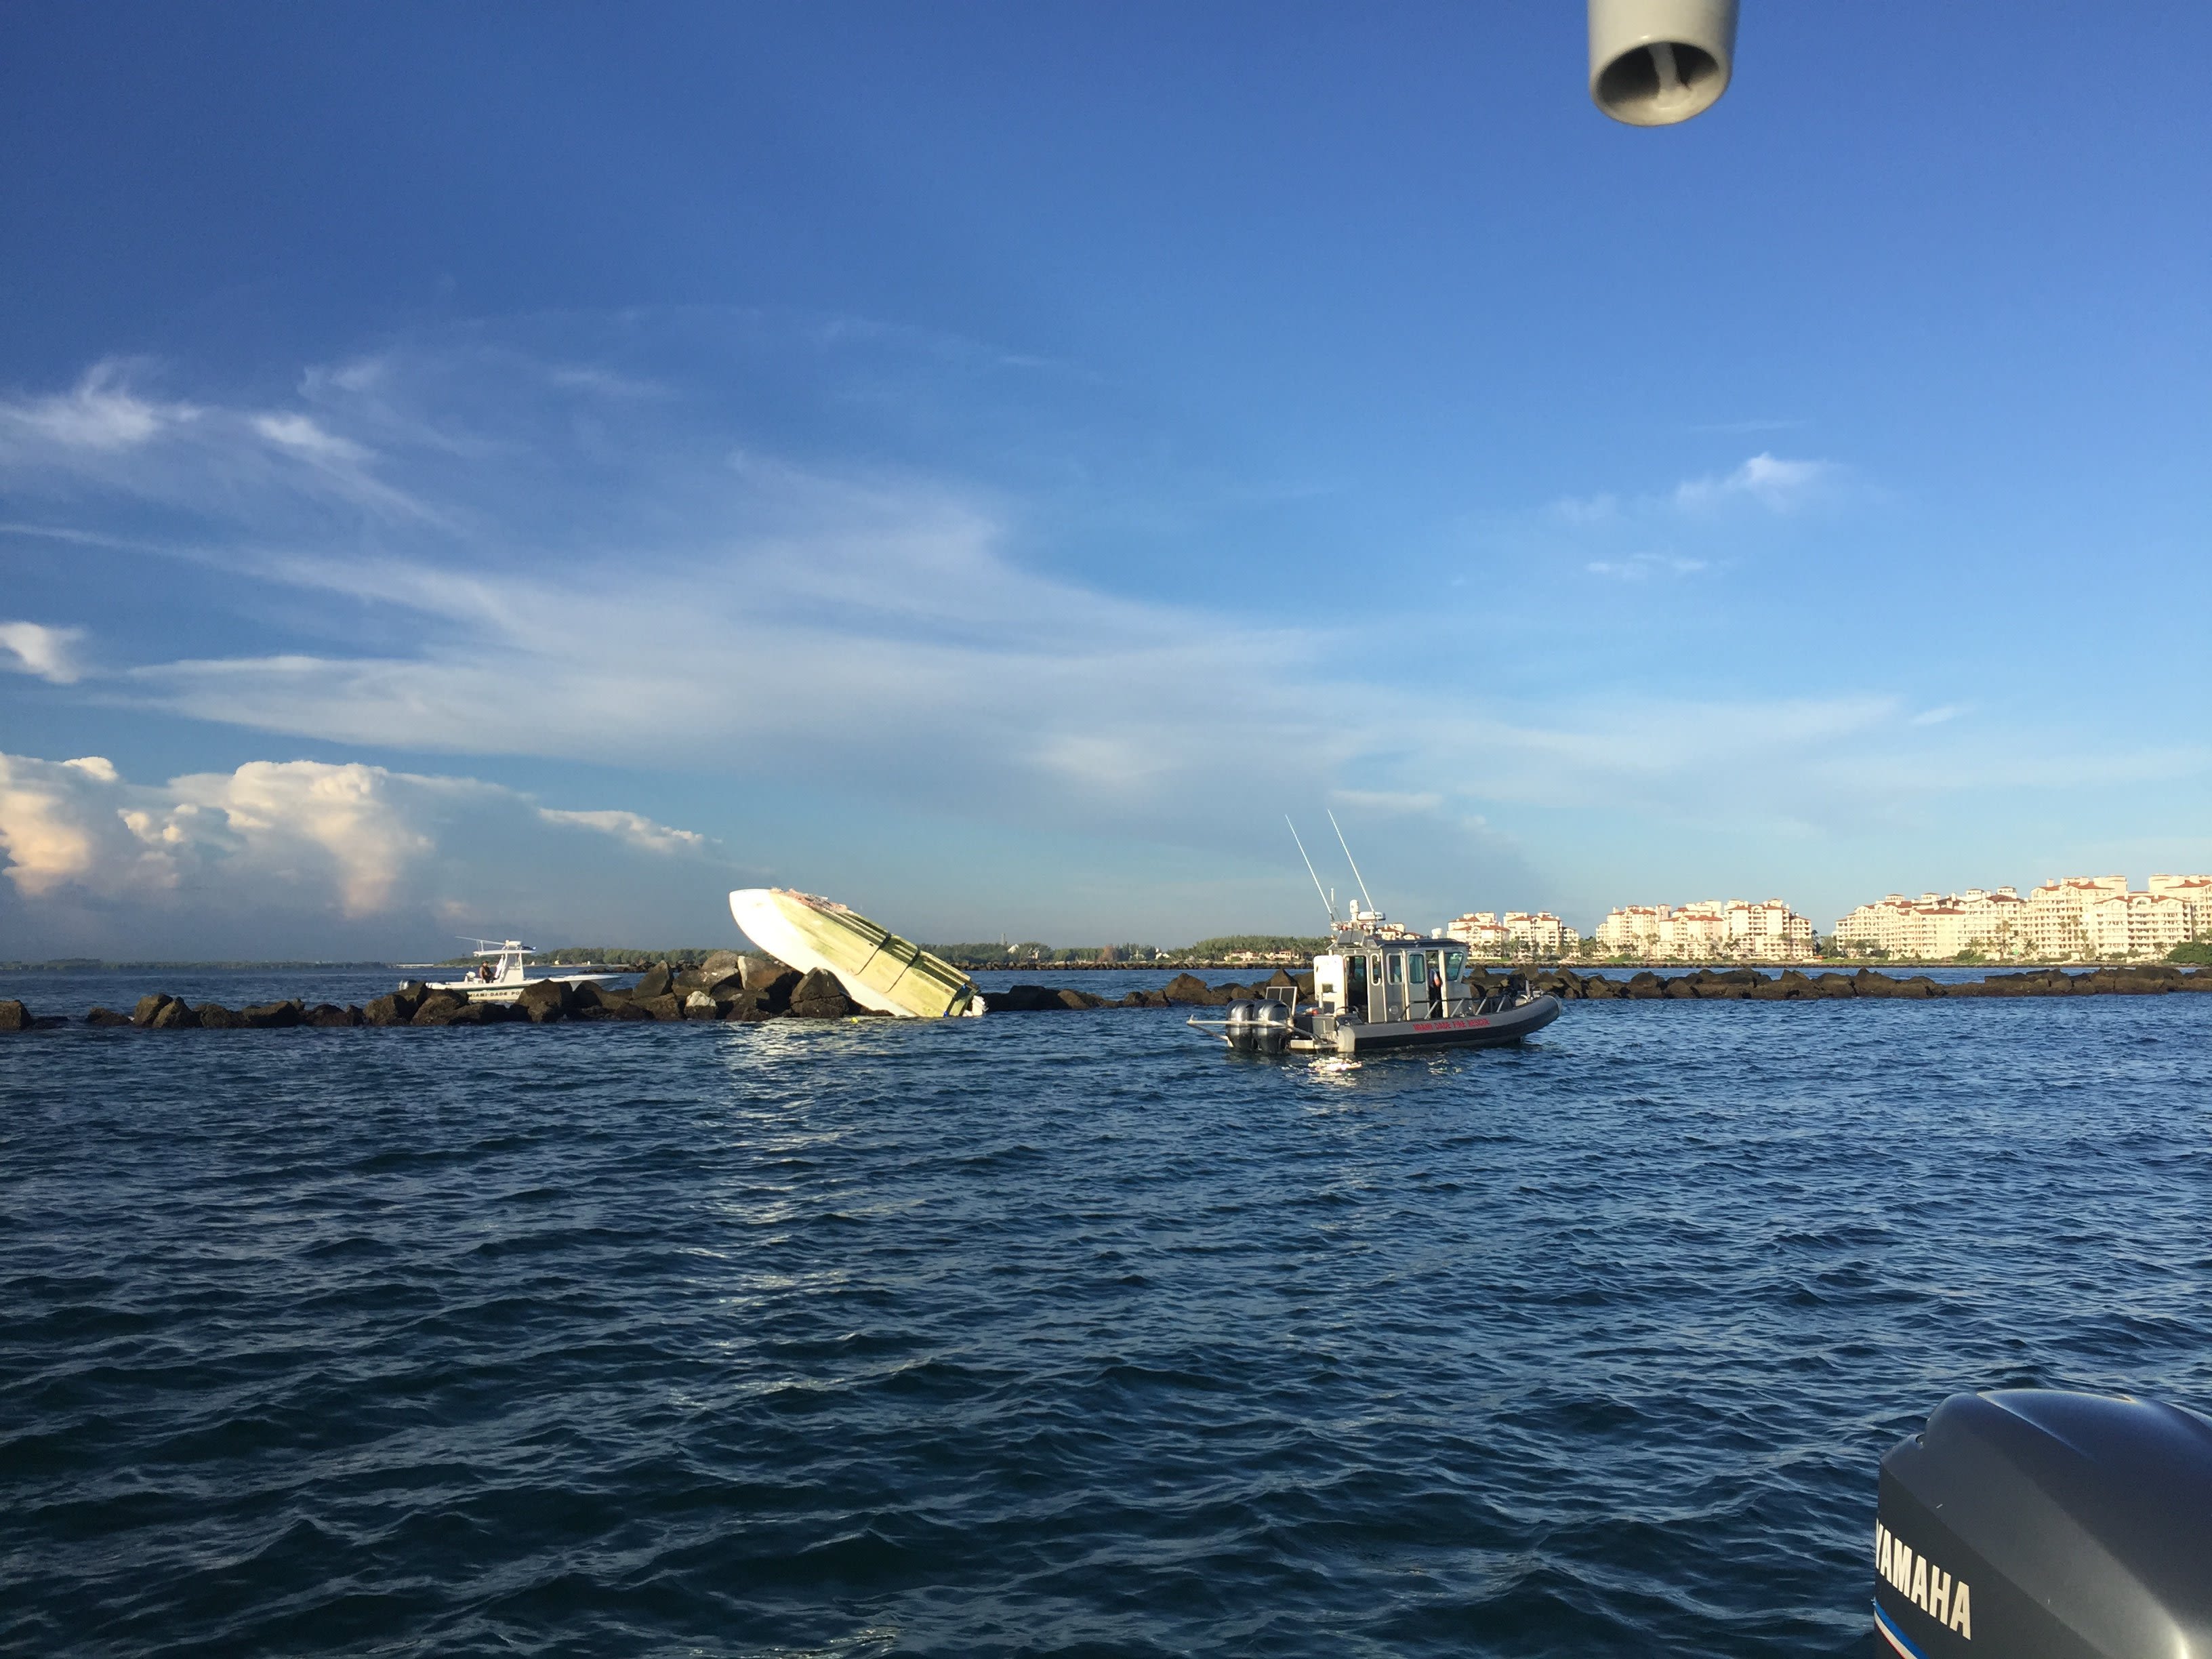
[4,969,2209,1657]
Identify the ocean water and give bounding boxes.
[3,968,2208,1658]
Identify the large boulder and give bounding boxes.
[240,1000,304,1029]
[786,968,855,1019]
[634,994,685,1021]
[721,969,799,1019]
[991,984,1067,1012]
[573,1000,655,1022]
[304,1004,360,1027]
[741,956,794,995]
[1162,972,1214,1006]
[410,990,475,1026]
[85,1006,132,1027]
[683,990,721,1020]
[632,964,674,1001]
[148,999,199,1029]
[0,1000,30,1032]
[364,983,430,1025]
[516,981,573,1023]
[131,994,175,1028]
[701,949,745,976]
[193,1002,243,1029]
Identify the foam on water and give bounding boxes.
[3,970,2208,1656]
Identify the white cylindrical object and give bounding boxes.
[1588,0,1738,127]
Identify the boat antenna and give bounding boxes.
[1286,817,1338,926]
[1328,810,1377,915]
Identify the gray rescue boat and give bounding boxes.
[1191,815,1561,1057]
[1189,919,1561,1057]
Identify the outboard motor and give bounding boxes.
[1223,998,1293,1056]
[1875,1389,2212,1658]
[1589,0,1738,127]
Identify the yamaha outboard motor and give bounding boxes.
[1875,1389,2212,1658]
[1223,999,1292,1055]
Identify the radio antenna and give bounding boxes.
[1286,817,1338,926]
[1328,810,1376,914]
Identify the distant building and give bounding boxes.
[1444,910,1580,959]
[1835,874,2211,962]
[2148,874,2212,939]
[1833,888,2030,960]
[1592,899,1812,962]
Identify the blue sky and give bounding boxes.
[1,1,2207,958]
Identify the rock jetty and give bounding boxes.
[2,962,2206,1034]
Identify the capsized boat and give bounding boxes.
[1189,908,1561,1056]
[417,940,617,1004]
[728,888,984,1018]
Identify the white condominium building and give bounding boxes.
[2148,874,2212,939]
[1443,910,1580,958]
[1591,899,1814,962]
[1837,874,2211,962]
[1833,888,2031,960]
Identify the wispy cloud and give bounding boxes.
[1551,451,1842,525]
[0,330,2185,912]
[0,621,87,684]
[1673,452,1839,512]
[1586,553,1708,580]
[0,361,200,453]
[537,807,706,853]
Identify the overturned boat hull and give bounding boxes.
[728,888,983,1019]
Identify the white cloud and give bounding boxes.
[0,620,86,682]
[252,411,369,463]
[0,750,731,956]
[1673,452,1837,512]
[3,334,2190,942]
[0,361,199,453]
[538,807,706,853]
[1586,553,1708,580]
[1553,453,1840,526]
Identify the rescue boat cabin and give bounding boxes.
[1311,936,1486,1025]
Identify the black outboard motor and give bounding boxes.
[1875,1389,2212,1658]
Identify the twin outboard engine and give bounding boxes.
[1223,998,1292,1055]
[1875,1389,2212,1658]
[1589,0,1738,126]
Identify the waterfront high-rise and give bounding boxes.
[1835,875,2210,962]
[1590,899,1813,963]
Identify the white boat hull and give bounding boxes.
[729,888,983,1019]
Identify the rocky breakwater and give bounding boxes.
[0,953,865,1033]
[8,963,2209,1034]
